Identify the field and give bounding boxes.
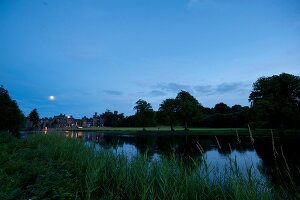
[1,132,299,199]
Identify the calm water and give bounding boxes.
[63,131,300,189]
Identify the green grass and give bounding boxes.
[0,132,298,199]
[52,126,300,136]
[64,126,247,132]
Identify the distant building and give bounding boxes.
[31,112,104,129]
[40,117,51,128]
[81,116,92,127]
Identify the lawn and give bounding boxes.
[55,126,300,136]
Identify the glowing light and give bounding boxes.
[49,95,55,100]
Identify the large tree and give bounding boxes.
[249,73,300,128]
[134,99,154,131]
[213,102,231,114]
[0,86,24,134]
[231,104,243,113]
[29,108,40,129]
[175,91,202,131]
[159,98,177,131]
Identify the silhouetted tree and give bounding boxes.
[202,107,213,115]
[159,98,177,131]
[0,86,24,135]
[101,110,125,127]
[134,99,154,130]
[249,73,300,128]
[213,102,231,114]
[199,104,250,128]
[121,115,136,127]
[29,108,40,129]
[175,91,202,131]
[231,104,243,113]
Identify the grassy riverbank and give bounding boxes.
[50,127,300,137]
[0,132,298,199]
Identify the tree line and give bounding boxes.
[101,91,250,130]
[95,73,300,130]
[1,73,300,134]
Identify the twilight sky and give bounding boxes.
[1,0,300,118]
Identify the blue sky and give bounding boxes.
[1,0,300,118]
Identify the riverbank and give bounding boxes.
[33,127,300,137]
[1,132,298,199]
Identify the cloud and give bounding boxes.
[216,82,250,94]
[147,81,252,100]
[103,90,123,96]
[194,85,213,94]
[194,82,252,95]
[149,90,167,97]
[156,83,191,93]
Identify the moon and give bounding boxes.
[49,95,55,100]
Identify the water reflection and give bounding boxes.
[64,131,300,190]
[255,137,300,189]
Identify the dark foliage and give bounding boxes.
[158,98,177,131]
[213,102,231,114]
[29,108,40,129]
[101,110,125,127]
[0,86,24,134]
[175,91,202,130]
[134,99,156,130]
[249,73,300,128]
